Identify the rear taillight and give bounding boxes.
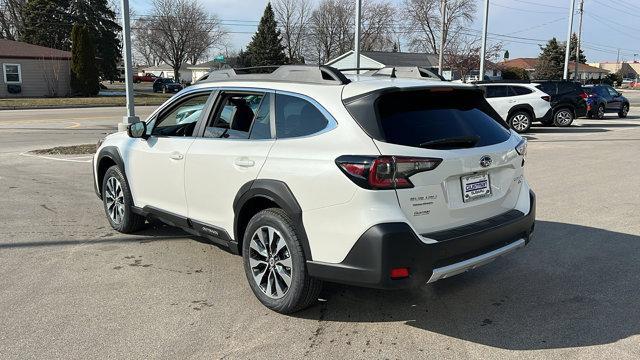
[579,92,588,99]
[541,95,551,102]
[336,155,442,190]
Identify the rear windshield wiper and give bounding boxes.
[419,136,480,149]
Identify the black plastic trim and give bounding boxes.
[233,179,312,260]
[94,146,126,199]
[307,190,536,289]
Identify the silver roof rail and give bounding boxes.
[364,66,445,81]
[202,65,350,85]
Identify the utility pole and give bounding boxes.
[354,0,362,74]
[438,0,446,76]
[616,48,621,72]
[118,0,138,131]
[574,0,584,82]
[479,0,489,81]
[563,0,576,80]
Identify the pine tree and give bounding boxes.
[20,0,121,81]
[569,33,586,64]
[70,24,99,96]
[245,3,287,67]
[536,38,565,80]
[21,0,72,50]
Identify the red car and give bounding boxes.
[133,73,158,83]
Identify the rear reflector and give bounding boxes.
[336,155,442,190]
[390,267,410,279]
[541,95,551,102]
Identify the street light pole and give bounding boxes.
[479,0,489,82]
[118,0,139,132]
[574,0,584,82]
[354,0,362,74]
[438,0,446,76]
[563,0,576,80]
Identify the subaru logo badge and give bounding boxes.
[480,155,492,168]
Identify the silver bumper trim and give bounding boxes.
[427,238,526,283]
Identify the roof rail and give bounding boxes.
[203,65,350,85]
[473,79,531,84]
[365,66,445,81]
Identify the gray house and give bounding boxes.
[0,39,72,98]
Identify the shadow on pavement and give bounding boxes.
[296,221,640,350]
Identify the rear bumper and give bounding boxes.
[306,190,536,289]
[537,109,553,123]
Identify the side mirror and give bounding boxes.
[127,121,148,139]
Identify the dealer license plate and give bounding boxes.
[461,173,491,202]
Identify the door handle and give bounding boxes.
[169,151,184,160]
[234,158,255,167]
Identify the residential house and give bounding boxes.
[0,39,72,98]
[502,57,610,81]
[142,62,194,83]
[588,62,639,80]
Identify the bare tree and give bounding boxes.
[360,0,396,51]
[273,0,312,63]
[0,0,25,40]
[132,18,162,66]
[445,38,502,81]
[307,0,354,64]
[140,0,226,81]
[402,0,475,54]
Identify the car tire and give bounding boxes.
[596,104,605,119]
[619,103,629,118]
[242,208,322,314]
[101,165,146,234]
[553,108,574,127]
[508,111,532,133]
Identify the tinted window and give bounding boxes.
[205,92,266,139]
[151,93,211,136]
[605,86,619,97]
[484,85,511,98]
[511,86,533,95]
[536,82,557,95]
[557,82,578,94]
[275,94,329,138]
[374,90,511,149]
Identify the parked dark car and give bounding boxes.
[153,78,183,93]
[582,84,630,119]
[534,80,588,127]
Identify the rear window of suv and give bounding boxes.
[344,88,511,149]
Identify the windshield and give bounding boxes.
[344,88,511,149]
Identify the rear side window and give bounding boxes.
[511,86,533,95]
[275,94,329,138]
[345,89,511,149]
[484,85,512,98]
[536,82,557,95]
[557,82,578,94]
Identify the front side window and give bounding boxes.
[151,93,211,137]
[605,86,619,97]
[3,64,21,83]
[204,92,270,139]
[275,94,329,138]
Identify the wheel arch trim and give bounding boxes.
[233,179,313,260]
[95,146,127,199]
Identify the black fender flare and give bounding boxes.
[94,146,126,199]
[233,179,313,260]
[507,104,535,121]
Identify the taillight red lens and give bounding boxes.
[336,155,442,190]
[541,95,550,102]
[390,267,410,279]
[579,92,588,99]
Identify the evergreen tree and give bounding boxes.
[70,24,99,96]
[20,0,121,80]
[21,0,72,50]
[569,33,586,64]
[236,48,251,68]
[536,38,565,80]
[245,3,287,67]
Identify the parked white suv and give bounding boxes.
[478,82,552,133]
[94,66,536,313]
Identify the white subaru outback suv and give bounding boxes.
[94,66,535,314]
[478,82,552,133]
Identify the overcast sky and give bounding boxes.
[130,0,640,63]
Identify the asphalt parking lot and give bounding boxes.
[1,106,639,359]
